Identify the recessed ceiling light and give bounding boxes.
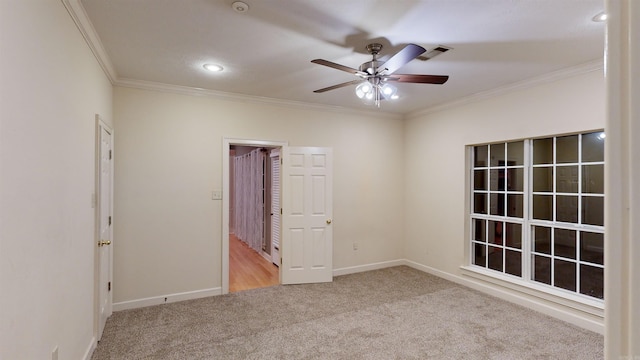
[231,1,249,13]
[203,63,224,72]
[592,12,607,22]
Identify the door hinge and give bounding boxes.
[108,281,111,291]
[108,216,112,226]
[280,208,282,215]
[109,150,112,160]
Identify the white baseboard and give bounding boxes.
[403,259,604,335]
[113,287,222,311]
[82,336,96,360]
[333,259,405,276]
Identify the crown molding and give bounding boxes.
[115,78,402,120]
[406,59,604,120]
[61,0,117,83]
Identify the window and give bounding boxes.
[470,131,605,301]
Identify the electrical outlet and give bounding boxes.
[211,190,222,200]
[52,346,58,360]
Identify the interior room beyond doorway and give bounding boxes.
[229,234,279,292]
[229,145,281,292]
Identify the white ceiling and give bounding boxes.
[79,0,605,115]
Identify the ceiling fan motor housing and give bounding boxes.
[359,60,381,75]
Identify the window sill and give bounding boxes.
[460,265,604,318]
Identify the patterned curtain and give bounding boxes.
[232,149,265,252]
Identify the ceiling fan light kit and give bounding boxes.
[311,43,449,108]
[355,79,398,107]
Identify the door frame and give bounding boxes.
[222,138,288,294]
[94,115,113,341]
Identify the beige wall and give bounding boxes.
[0,1,113,359]
[404,70,605,328]
[112,87,405,303]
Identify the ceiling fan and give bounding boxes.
[311,43,450,107]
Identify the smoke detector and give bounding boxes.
[231,1,249,13]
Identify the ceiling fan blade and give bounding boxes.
[311,59,364,75]
[387,74,449,84]
[378,44,426,75]
[313,79,362,93]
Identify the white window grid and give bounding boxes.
[470,132,604,301]
[471,141,526,277]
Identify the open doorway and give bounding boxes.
[222,139,333,294]
[228,145,280,292]
[222,139,288,294]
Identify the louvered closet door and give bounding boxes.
[270,151,281,266]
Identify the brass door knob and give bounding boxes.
[326,219,332,225]
[98,240,112,247]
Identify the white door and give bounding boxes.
[97,125,113,340]
[281,147,333,284]
[270,151,281,266]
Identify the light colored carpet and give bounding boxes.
[91,266,603,359]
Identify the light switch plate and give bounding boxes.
[212,190,222,200]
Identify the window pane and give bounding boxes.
[505,223,522,249]
[488,246,503,272]
[474,145,488,167]
[580,232,604,265]
[556,166,578,193]
[533,167,553,192]
[505,250,522,277]
[490,143,505,167]
[582,131,605,163]
[473,193,487,214]
[473,243,487,267]
[554,259,576,291]
[556,135,578,163]
[474,169,487,190]
[533,255,551,285]
[580,265,604,299]
[582,196,604,226]
[507,141,524,166]
[554,228,576,259]
[556,195,578,223]
[489,169,505,191]
[490,193,505,216]
[532,195,552,220]
[507,194,523,218]
[533,226,551,255]
[533,138,553,165]
[582,165,604,194]
[472,219,486,242]
[488,221,503,245]
[506,168,523,191]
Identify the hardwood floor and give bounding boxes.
[229,234,279,292]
